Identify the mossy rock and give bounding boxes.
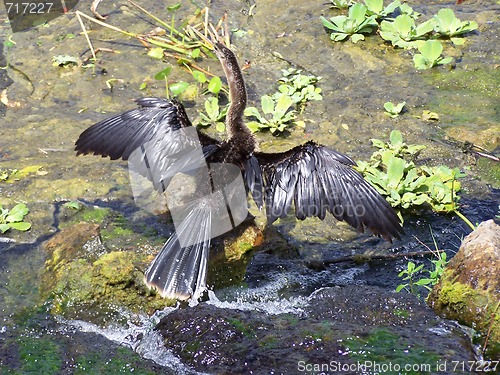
[428,220,500,358]
[207,221,263,290]
[42,222,174,324]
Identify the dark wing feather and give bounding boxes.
[254,141,403,241]
[75,98,219,160]
[75,98,220,192]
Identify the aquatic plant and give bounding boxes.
[379,14,434,49]
[0,203,31,233]
[431,8,478,45]
[413,40,452,70]
[196,97,228,132]
[396,256,448,297]
[363,0,400,20]
[397,232,448,298]
[397,3,420,20]
[329,0,353,10]
[321,3,378,43]
[384,101,406,118]
[244,95,296,134]
[0,166,44,183]
[52,55,79,67]
[0,36,15,70]
[76,5,216,74]
[275,68,322,112]
[357,130,472,228]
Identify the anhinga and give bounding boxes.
[75,40,403,300]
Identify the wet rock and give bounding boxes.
[42,222,172,324]
[428,220,500,358]
[208,221,264,290]
[156,285,476,374]
[41,207,265,325]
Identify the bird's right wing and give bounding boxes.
[253,141,403,241]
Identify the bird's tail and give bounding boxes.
[145,202,212,300]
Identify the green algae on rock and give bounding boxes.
[428,220,500,358]
[42,222,173,324]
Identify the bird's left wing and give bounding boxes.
[75,98,219,193]
[252,141,403,241]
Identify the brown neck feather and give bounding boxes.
[219,47,252,141]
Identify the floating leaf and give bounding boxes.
[63,201,82,210]
[192,70,207,83]
[207,76,222,94]
[419,40,443,62]
[6,203,29,222]
[9,222,31,231]
[147,47,164,60]
[169,81,189,96]
[190,48,201,59]
[154,67,171,80]
[167,3,181,12]
[261,95,275,115]
[389,130,403,145]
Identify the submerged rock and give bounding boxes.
[41,207,263,325]
[42,222,172,324]
[428,220,500,358]
[156,285,476,374]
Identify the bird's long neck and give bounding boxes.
[220,50,251,140]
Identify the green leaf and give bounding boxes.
[274,94,293,116]
[351,34,365,43]
[387,156,405,186]
[154,67,171,80]
[204,97,218,118]
[215,122,225,133]
[244,107,262,119]
[419,40,443,62]
[450,37,465,46]
[413,54,430,70]
[9,221,31,231]
[247,121,263,133]
[169,81,189,96]
[0,223,11,233]
[395,284,407,292]
[261,95,275,115]
[415,278,432,286]
[393,14,413,39]
[167,3,181,12]
[148,47,165,60]
[371,138,385,149]
[416,20,434,37]
[192,70,207,83]
[438,57,453,66]
[190,48,201,59]
[6,203,29,222]
[321,16,339,31]
[207,76,222,94]
[349,3,367,24]
[63,201,82,209]
[389,130,403,145]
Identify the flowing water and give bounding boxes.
[0,0,499,373]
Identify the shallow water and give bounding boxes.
[1,0,499,372]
